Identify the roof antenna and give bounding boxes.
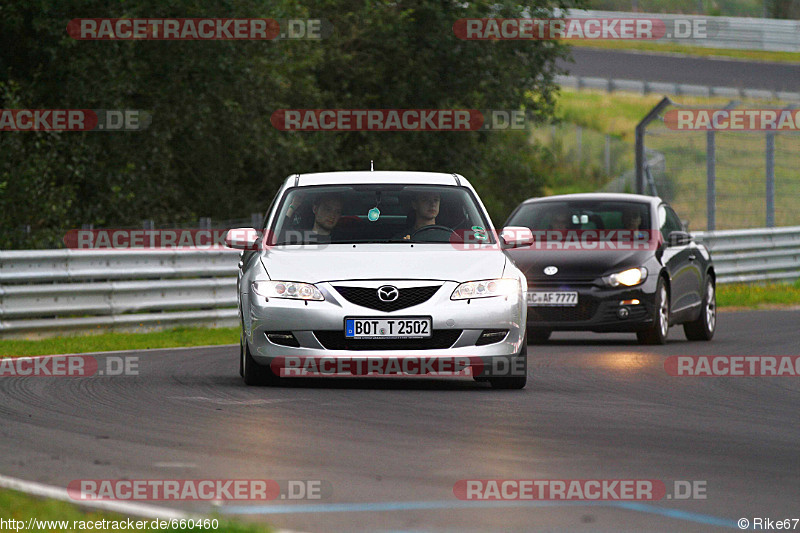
[370,160,374,171]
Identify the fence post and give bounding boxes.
[635,96,672,195]
[706,130,716,231]
[604,135,611,175]
[766,132,775,228]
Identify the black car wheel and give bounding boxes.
[527,328,551,344]
[684,277,716,341]
[239,332,244,377]
[242,340,281,386]
[637,277,669,345]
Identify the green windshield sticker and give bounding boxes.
[368,207,380,222]
[472,225,488,240]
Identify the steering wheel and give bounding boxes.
[410,224,460,242]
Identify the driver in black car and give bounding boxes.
[400,191,441,240]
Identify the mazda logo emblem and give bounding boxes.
[377,285,399,302]
[544,266,558,276]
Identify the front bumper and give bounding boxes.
[525,277,658,332]
[243,280,526,367]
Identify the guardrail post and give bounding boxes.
[766,132,775,228]
[706,130,716,231]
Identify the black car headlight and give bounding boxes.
[604,267,647,288]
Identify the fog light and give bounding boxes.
[617,307,630,319]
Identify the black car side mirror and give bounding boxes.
[668,231,692,246]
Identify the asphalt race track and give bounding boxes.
[2,309,799,532]
[560,48,800,92]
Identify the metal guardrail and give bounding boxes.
[566,9,800,52]
[556,74,800,102]
[2,230,799,337]
[0,249,240,337]
[694,226,800,283]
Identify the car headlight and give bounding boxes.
[605,267,647,287]
[451,279,519,300]
[252,281,324,301]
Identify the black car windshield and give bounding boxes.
[269,185,494,245]
[507,200,652,237]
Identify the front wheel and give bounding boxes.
[637,277,669,345]
[242,341,281,386]
[488,336,527,389]
[684,278,716,341]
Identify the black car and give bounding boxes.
[501,193,715,344]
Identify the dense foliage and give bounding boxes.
[0,0,578,247]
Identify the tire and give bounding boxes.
[684,277,716,341]
[637,277,669,345]
[488,335,527,389]
[527,328,551,344]
[242,340,281,386]
[239,334,244,377]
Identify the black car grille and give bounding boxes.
[528,300,599,322]
[333,285,441,312]
[313,330,462,350]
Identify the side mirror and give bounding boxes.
[225,227,260,250]
[668,231,692,246]
[500,226,534,249]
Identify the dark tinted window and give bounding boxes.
[507,200,651,233]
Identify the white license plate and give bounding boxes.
[345,317,432,339]
[528,291,578,306]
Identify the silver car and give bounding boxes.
[226,171,528,388]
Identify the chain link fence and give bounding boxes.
[606,99,800,231]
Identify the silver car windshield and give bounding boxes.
[269,185,494,245]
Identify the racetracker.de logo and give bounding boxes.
[270,109,527,131]
[454,479,667,500]
[0,355,138,377]
[454,17,713,40]
[67,479,331,501]
[272,356,483,378]
[664,109,800,131]
[67,19,332,40]
[450,228,660,252]
[454,18,661,40]
[665,356,800,376]
[0,109,150,131]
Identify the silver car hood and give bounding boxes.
[260,244,508,283]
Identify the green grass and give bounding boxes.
[0,488,271,532]
[0,326,238,357]
[718,279,800,308]
[552,88,738,141]
[570,40,800,65]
